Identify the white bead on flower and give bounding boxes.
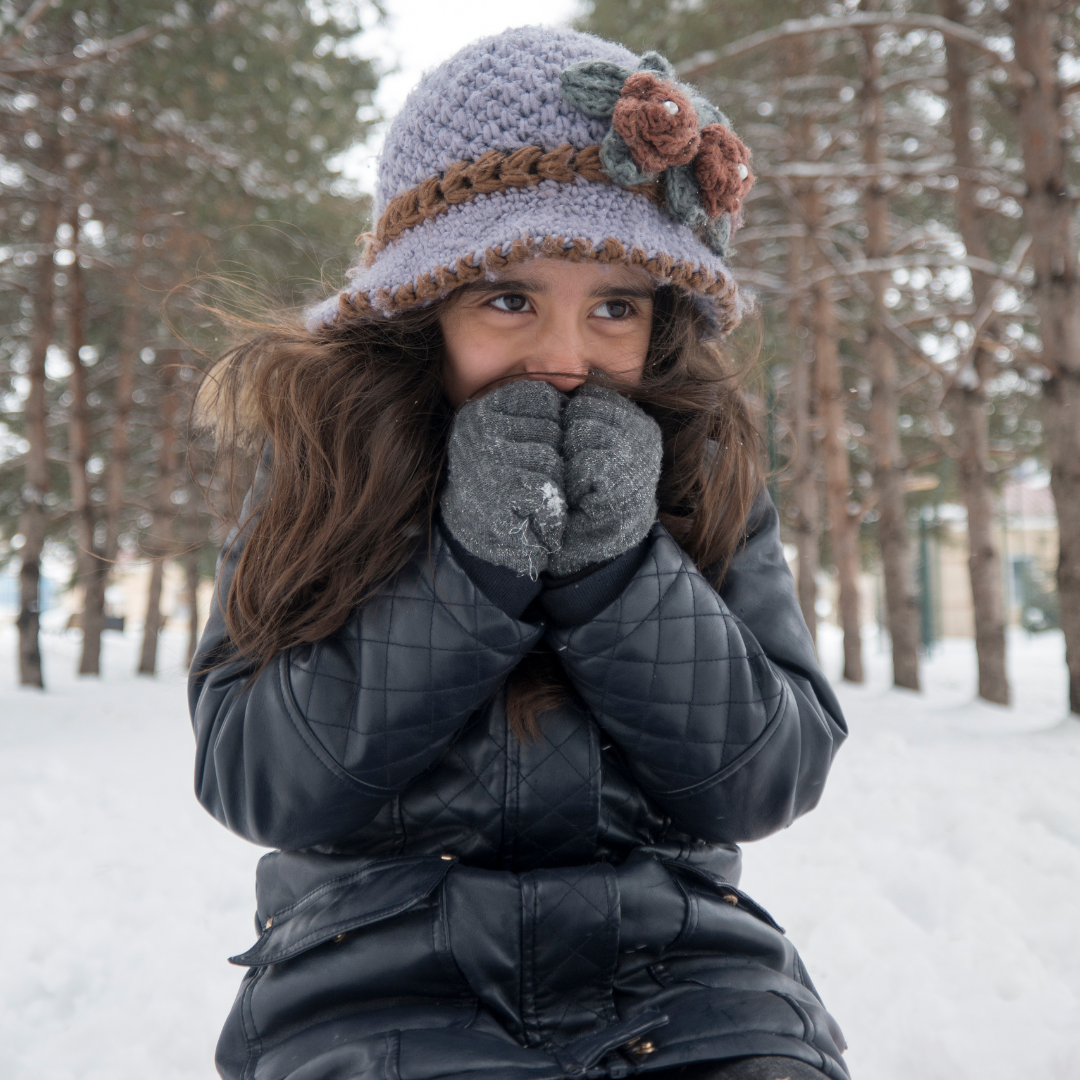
[662,99,679,115]
[737,163,749,180]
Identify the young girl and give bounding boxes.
[191,26,849,1080]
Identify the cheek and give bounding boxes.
[592,324,652,384]
[440,313,517,405]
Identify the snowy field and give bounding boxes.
[1,620,1079,1080]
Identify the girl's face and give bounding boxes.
[438,259,655,406]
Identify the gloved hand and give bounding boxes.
[440,379,568,578]
[548,384,662,577]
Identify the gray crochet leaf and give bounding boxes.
[559,61,632,119]
[704,213,733,257]
[690,95,732,130]
[599,127,657,186]
[665,164,707,227]
[638,51,676,78]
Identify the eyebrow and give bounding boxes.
[590,282,655,301]
[457,277,541,297]
[456,276,655,302]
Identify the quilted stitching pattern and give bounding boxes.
[509,707,600,869]
[521,864,620,1046]
[395,695,603,871]
[596,746,668,854]
[194,484,851,1076]
[290,530,543,793]
[550,525,787,798]
[398,708,508,865]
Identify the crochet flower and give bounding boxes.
[693,124,754,218]
[611,73,701,175]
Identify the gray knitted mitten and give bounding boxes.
[441,379,568,577]
[548,384,662,577]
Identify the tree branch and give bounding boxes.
[941,233,1033,394]
[806,252,1029,287]
[0,22,157,74]
[757,157,1026,196]
[0,0,58,60]
[677,13,1034,90]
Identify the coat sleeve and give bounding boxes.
[547,490,847,844]
[189,478,544,850]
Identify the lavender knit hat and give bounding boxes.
[307,25,755,332]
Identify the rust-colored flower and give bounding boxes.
[693,124,754,218]
[611,72,701,175]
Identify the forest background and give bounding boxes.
[1,0,1078,715]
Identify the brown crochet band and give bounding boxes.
[362,144,665,260]
[336,236,740,333]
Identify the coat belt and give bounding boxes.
[444,862,620,1048]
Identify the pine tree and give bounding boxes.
[0,0,380,681]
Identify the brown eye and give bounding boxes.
[490,293,530,313]
[593,300,633,319]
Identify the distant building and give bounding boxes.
[786,473,1060,644]
[1,552,211,640]
[908,474,1058,641]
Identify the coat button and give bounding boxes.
[264,916,273,928]
[440,854,454,861]
[332,932,348,943]
[723,894,739,906]
[633,1041,656,1055]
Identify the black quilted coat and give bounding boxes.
[190,480,850,1080]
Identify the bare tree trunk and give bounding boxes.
[16,196,60,688]
[184,544,200,667]
[103,245,143,568]
[787,209,821,641]
[139,357,178,676]
[778,36,822,643]
[869,336,921,689]
[1005,0,1080,715]
[139,557,165,674]
[941,0,1010,704]
[82,257,143,639]
[860,28,921,690]
[812,248,864,682]
[78,549,109,673]
[62,212,106,677]
[953,359,1009,702]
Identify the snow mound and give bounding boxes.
[1,623,1078,1079]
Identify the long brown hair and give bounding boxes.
[196,285,764,734]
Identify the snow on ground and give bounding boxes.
[742,626,1080,1080]
[0,625,263,1080]
[1,621,1079,1080]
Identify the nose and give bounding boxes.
[523,313,589,392]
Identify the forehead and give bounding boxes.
[482,258,656,293]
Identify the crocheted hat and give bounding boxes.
[307,25,754,333]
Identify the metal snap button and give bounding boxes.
[723,893,739,906]
[332,932,348,943]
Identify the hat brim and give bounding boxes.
[309,179,744,332]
